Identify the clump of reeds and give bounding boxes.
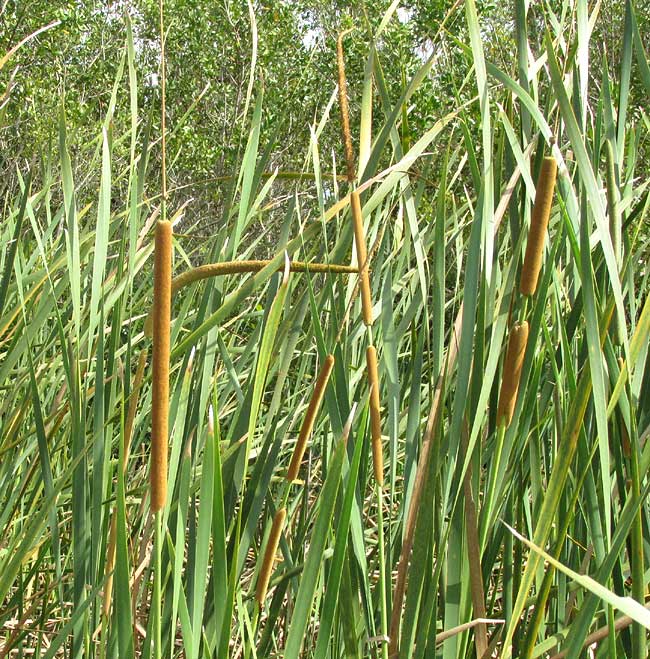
[287,354,335,482]
[520,156,557,296]
[255,507,287,606]
[496,321,529,428]
[151,220,172,512]
[366,345,383,485]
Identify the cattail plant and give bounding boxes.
[352,190,373,326]
[366,345,384,485]
[151,220,172,512]
[520,156,557,296]
[255,507,287,606]
[496,321,529,428]
[287,354,335,482]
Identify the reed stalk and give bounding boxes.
[366,345,383,486]
[151,220,172,513]
[377,486,389,659]
[151,4,168,656]
[153,511,162,659]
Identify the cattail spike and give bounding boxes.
[287,354,335,482]
[520,157,557,296]
[497,321,529,428]
[337,31,356,182]
[143,260,358,337]
[366,345,384,486]
[255,507,287,605]
[151,220,172,512]
[351,191,373,326]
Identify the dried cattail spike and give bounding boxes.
[337,31,355,183]
[366,345,384,486]
[497,321,529,428]
[151,220,173,512]
[287,354,335,482]
[351,191,373,326]
[255,507,287,606]
[520,157,557,296]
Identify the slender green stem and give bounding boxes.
[246,605,260,659]
[519,295,529,323]
[153,510,162,659]
[279,484,291,510]
[607,603,617,659]
[377,484,389,659]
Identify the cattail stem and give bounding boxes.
[520,157,557,296]
[337,30,355,182]
[287,354,335,482]
[352,191,373,326]
[144,262,356,337]
[151,220,172,513]
[496,321,529,429]
[377,486,389,659]
[153,511,162,659]
[366,345,383,485]
[255,507,287,606]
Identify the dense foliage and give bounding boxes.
[1,1,650,658]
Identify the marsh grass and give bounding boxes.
[1,2,650,659]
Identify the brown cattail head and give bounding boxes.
[520,156,557,296]
[497,321,529,428]
[351,191,373,326]
[151,220,172,512]
[255,507,287,606]
[366,345,384,486]
[337,31,355,182]
[287,354,335,482]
